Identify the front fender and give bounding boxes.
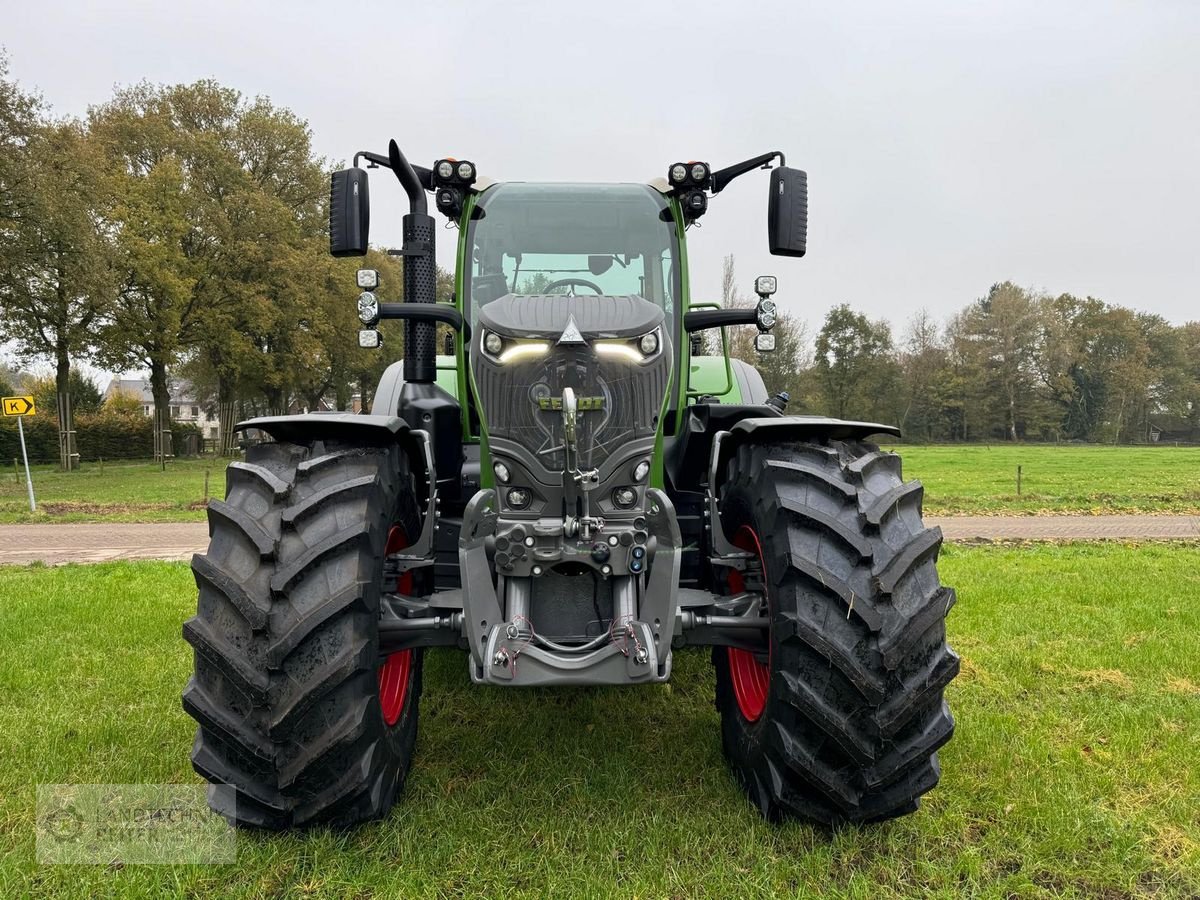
[236,413,411,447]
[236,413,430,484]
[711,415,899,484]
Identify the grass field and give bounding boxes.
[0,544,1197,897]
[0,458,222,524]
[895,444,1200,516]
[2,444,1199,524]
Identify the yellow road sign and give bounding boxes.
[2,395,35,416]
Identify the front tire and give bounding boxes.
[183,439,424,829]
[714,439,959,825]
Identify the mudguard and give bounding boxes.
[236,413,437,560]
[711,416,900,486]
[706,415,901,560]
[235,414,431,486]
[236,413,412,447]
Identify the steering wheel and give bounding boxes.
[541,277,605,296]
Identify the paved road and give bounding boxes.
[936,514,1200,541]
[0,523,206,566]
[1,516,1197,566]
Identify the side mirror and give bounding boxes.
[330,168,370,257]
[767,166,807,257]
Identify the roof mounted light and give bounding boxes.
[434,158,476,186]
[436,186,463,219]
[682,189,708,220]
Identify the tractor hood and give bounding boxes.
[470,291,672,525]
[476,294,664,341]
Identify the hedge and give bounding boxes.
[0,412,202,463]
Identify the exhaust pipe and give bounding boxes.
[388,140,437,384]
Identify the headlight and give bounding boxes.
[756,299,777,330]
[498,342,550,364]
[595,327,661,363]
[457,161,475,181]
[632,460,650,482]
[754,275,777,296]
[493,462,511,484]
[612,487,637,508]
[594,343,644,363]
[483,330,550,364]
[356,269,379,289]
[690,162,708,182]
[670,163,688,184]
[436,160,454,179]
[357,291,379,324]
[506,487,531,509]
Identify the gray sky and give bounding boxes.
[4,0,1199,345]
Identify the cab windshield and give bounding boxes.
[465,183,680,328]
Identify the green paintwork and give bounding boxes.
[435,356,459,397]
[687,356,743,403]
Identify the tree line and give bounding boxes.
[0,55,420,460]
[720,258,1199,443]
[2,56,1195,457]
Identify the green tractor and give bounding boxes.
[183,141,958,829]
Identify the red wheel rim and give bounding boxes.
[378,526,414,727]
[726,525,770,723]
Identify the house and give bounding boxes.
[104,378,222,441]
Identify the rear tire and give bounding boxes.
[714,439,958,825]
[183,439,424,829]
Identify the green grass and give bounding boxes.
[2,444,1198,524]
[893,444,1200,516]
[0,457,227,524]
[1,544,1197,898]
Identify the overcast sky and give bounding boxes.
[4,0,1198,352]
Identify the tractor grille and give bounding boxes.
[475,344,670,474]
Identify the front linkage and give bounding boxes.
[182,141,958,830]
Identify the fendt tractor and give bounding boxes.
[183,140,959,829]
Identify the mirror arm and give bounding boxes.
[378,303,468,338]
[683,308,758,332]
[710,150,786,195]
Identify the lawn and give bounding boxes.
[2,444,1198,525]
[0,544,1197,898]
[894,444,1200,516]
[0,457,226,524]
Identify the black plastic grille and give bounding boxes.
[476,345,669,474]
